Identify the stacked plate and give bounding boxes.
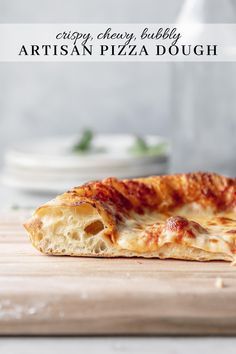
[2,134,170,194]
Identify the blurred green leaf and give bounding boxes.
[73,129,93,153]
[129,136,167,156]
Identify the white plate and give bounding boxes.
[3,134,170,194]
[5,134,170,170]
[2,164,169,194]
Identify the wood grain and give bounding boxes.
[0,211,236,335]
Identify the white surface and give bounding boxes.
[0,182,50,210]
[0,337,236,354]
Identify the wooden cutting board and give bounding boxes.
[1,211,236,335]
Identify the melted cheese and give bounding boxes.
[117,203,236,257]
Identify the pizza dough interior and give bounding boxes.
[33,203,111,255]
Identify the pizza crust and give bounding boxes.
[24,172,236,262]
[29,243,232,262]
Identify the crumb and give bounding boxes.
[28,307,37,315]
[59,311,65,318]
[231,259,236,266]
[215,277,224,289]
[80,292,88,300]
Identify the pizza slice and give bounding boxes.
[24,172,236,262]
